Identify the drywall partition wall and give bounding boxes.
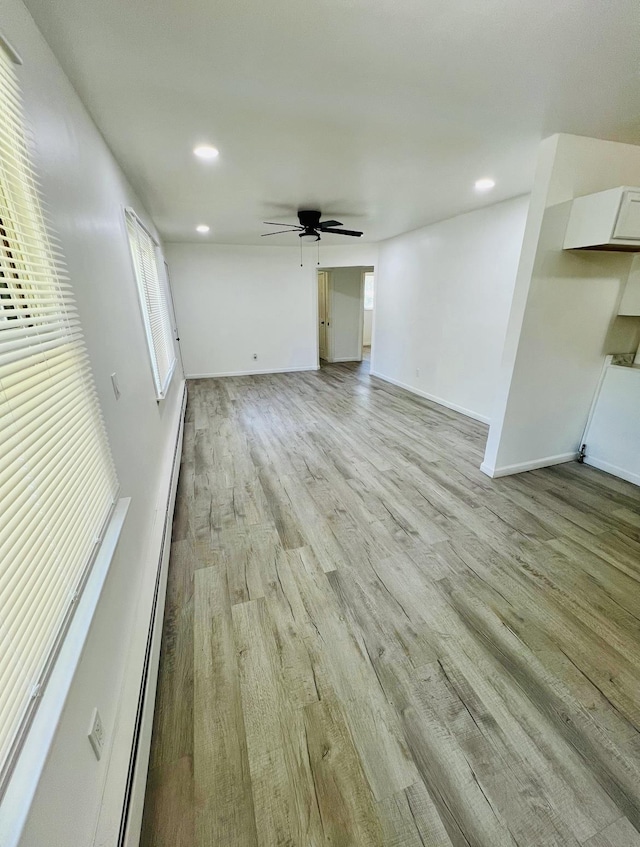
[317,242,379,272]
[166,241,377,377]
[1,3,185,846]
[619,255,640,315]
[372,195,529,422]
[482,134,640,477]
[481,136,560,470]
[326,266,364,362]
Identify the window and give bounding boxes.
[125,210,176,399]
[0,45,118,791]
[364,272,375,311]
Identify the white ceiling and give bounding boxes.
[23,0,640,245]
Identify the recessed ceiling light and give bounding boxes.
[193,145,219,160]
[196,224,210,234]
[475,177,496,192]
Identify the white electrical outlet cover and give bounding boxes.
[88,708,104,760]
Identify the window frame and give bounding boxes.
[363,271,375,311]
[124,208,176,401]
[0,34,122,822]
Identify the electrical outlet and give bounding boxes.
[252,353,258,360]
[88,708,105,760]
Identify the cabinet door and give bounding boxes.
[583,367,640,486]
[613,190,640,240]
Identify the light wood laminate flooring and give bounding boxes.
[141,358,640,847]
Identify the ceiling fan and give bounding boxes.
[262,209,363,241]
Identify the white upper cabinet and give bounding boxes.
[564,187,640,251]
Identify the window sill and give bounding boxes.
[0,498,130,847]
[156,356,178,402]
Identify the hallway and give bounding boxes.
[141,361,640,847]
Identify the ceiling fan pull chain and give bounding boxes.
[317,239,320,266]
[300,238,303,267]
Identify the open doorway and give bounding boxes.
[317,266,374,367]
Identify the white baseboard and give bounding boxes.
[480,452,577,478]
[370,369,490,425]
[584,456,640,487]
[92,381,187,847]
[120,383,188,847]
[329,357,362,363]
[186,365,319,378]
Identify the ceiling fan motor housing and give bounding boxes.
[298,210,322,228]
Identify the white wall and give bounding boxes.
[327,266,363,362]
[372,195,529,423]
[1,2,185,845]
[619,256,640,315]
[483,134,640,476]
[166,242,377,377]
[363,309,373,346]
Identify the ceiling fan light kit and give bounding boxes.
[261,210,363,266]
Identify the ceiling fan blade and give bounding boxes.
[319,219,342,228]
[263,221,303,229]
[320,228,363,237]
[261,229,300,236]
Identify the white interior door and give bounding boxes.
[318,271,329,360]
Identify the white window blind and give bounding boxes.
[0,45,118,791]
[125,211,176,399]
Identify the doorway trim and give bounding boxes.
[316,265,374,365]
[317,270,331,362]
